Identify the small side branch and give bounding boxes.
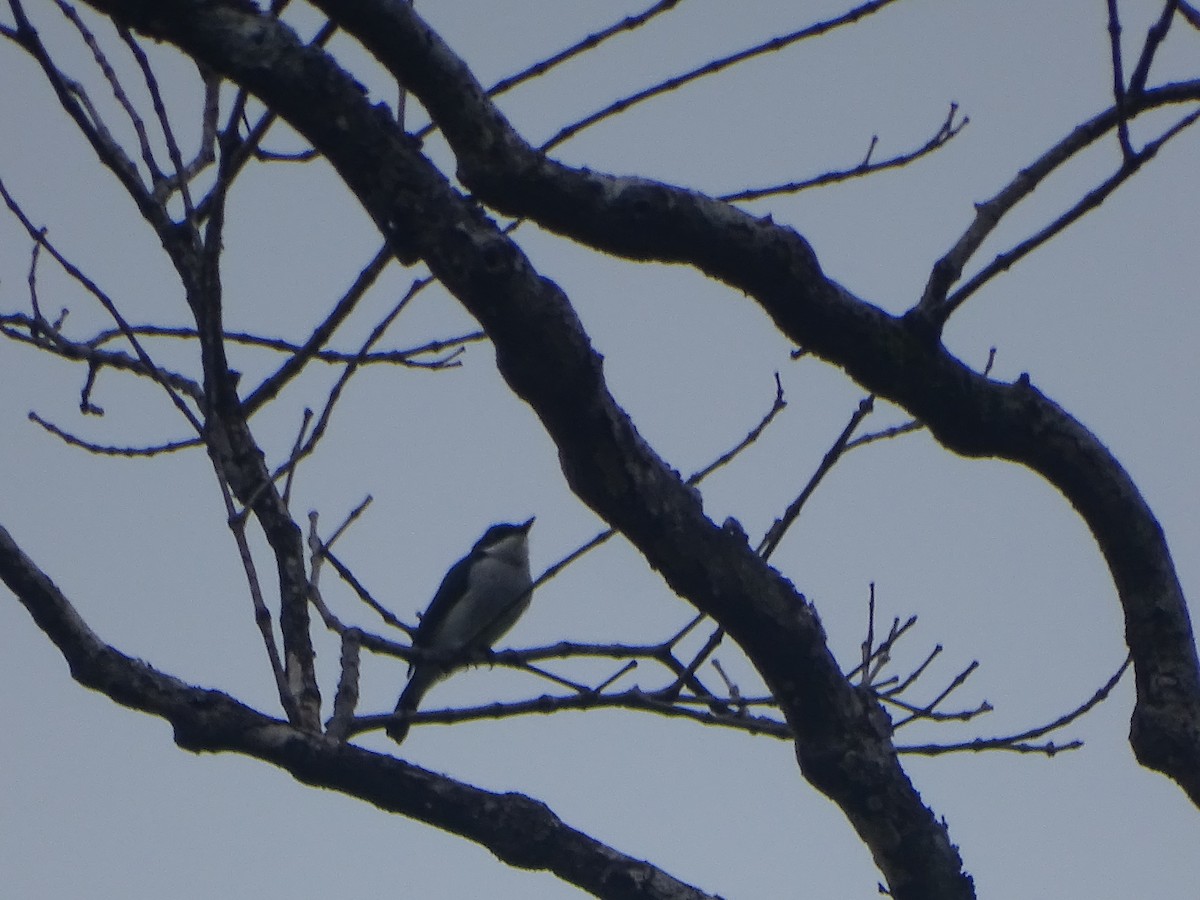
[940,107,1200,318]
[915,82,1200,318]
[1129,1,1180,95]
[898,658,1131,756]
[414,0,688,142]
[757,395,873,560]
[720,104,967,202]
[540,0,905,151]
[1106,0,1135,159]
[28,412,199,457]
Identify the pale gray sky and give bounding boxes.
[2,1,1198,897]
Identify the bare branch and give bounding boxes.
[844,418,922,452]
[889,659,984,728]
[940,107,1200,318]
[915,80,1200,317]
[413,0,690,142]
[7,1,174,233]
[1129,0,1179,95]
[1106,0,1135,159]
[254,274,429,497]
[531,373,790,596]
[540,0,906,151]
[115,24,195,214]
[280,407,312,509]
[28,412,200,456]
[215,469,299,722]
[757,395,874,560]
[0,180,203,431]
[87,321,481,369]
[685,372,786,485]
[325,548,411,635]
[352,688,792,740]
[0,519,717,899]
[720,104,967,202]
[1,312,203,400]
[326,628,363,740]
[243,245,394,413]
[898,659,1130,756]
[52,0,165,183]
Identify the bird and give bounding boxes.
[388,518,535,744]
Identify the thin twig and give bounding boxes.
[0,179,203,433]
[541,0,905,151]
[897,658,1130,755]
[253,275,430,499]
[531,374,789,594]
[324,495,374,550]
[413,0,689,141]
[281,408,313,509]
[879,639,939,698]
[7,1,166,230]
[324,548,411,634]
[116,24,196,216]
[720,104,967,202]
[347,688,792,739]
[27,412,200,456]
[843,419,922,452]
[1106,0,1135,159]
[88,322,481,369]
[757,395,874,560]
[244,246,396,413]
[1129,0,1180,94]
[0,313,203,400]
[844,615,919,683]
[860,583,878,687]
[51,0,163,184]
[891,660,981,728]
[216,469,300,722]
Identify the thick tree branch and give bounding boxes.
[48,1,1200,894]
[0,523,716,900]
[62,3,977,897]
[305,0,1200,808]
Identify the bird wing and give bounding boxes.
[410,548,477,651]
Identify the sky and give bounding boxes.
[1,1,1198,897]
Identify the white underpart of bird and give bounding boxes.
[388,518,535,744]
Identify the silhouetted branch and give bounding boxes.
[758,396,873,560]
[1106,0,1135,159]
[413,0,689,142]
[720,104,967,202]
[940,107,1200,318]
[0,180,203,430]
[27,412,200,456]
[541,0,905,150]
[898,659,1131,756]
[1129,1,1179,95]
[917,80,1200,317]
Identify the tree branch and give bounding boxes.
[79,4,975,895]
[0,522,717,900]
[298,0,1200,810]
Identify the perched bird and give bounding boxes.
[388,518,535,744]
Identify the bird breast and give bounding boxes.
[432,554,531,653]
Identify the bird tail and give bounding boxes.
[387,666,440,744]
